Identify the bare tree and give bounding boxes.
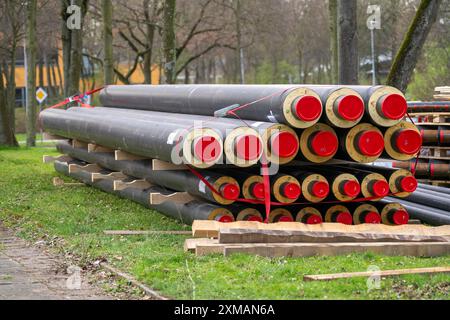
[338,0,358,84]
[162,0,176,83]
[102,0,113,85]
[328,0,338,84]
[25,0,37,147]
[387,0,442,92]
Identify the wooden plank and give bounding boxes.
[184,238,217,253]
[43,132,67,141]
[52,177,84,187]
[113,179,152,191]
[150,192,195,205]
[105,230,191,236]
[222,242,450,258]
[217,228,450,244]
[192,221,450,239]
[43,155,73,164]
[72,139,88,149]
[304,267,450,282]
[152,159,188,171]
[115,150,147,161]
[100,263,168,300]
[68,163,102,174]
[194,240,226,256]
[91,172,127,182]
[88,143,114,153]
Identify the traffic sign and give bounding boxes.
[36,87,48,104]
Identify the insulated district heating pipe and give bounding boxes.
[54,159,235,224]
[56,142,240,205]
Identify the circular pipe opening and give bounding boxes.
[400,176,418,193]
[357,131,384,156]
[234,135,263,161]
[310,131,338,157]
[378,94,407,120]
[311,181,330,198]
[193,136,222,163]
[334,95,364,121]
[394,129,422,155]
[270,131,299,158]
[292,96,322,121]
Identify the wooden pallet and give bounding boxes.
[185,221,450,258]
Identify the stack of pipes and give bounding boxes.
[41,84,434,226]
[399,99,450,183]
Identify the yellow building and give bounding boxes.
[11,50,160,107]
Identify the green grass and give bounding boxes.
[0,147,449,300]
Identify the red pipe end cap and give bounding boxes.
[282,183,301,200]
[279,216,294,223]
[310,131,338,157]
[221,183,240,200]
[365,212,381,224]
[193,136,221,162]
[400,176,418,193]
[293,96,322,121]
[336,212,353,225]
[252,182,266,200]
[392,210,409,225]
[311,181,330,198]
[248,216,263,223]
[357,131,385,156]
[380,94,407,120]
[235,135,262,161]
[343,180,361,197]
[306,215,323,225]
[336,95,364,121]
[372,180,390,197]
[271,131,299,158]
[218,215,234,223]
[395,130,422,155]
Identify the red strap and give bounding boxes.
[47,87,104,110]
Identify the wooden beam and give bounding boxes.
[115,150,147,161]
[113,179,153,191]
[72,139,89,149]
[43,155,73,164]
[105,230,191,236]
[52,177,84,187]
[43,132,67,141]
[303,267,450,282]
[149,192,195,205]
[222,242,450,258]
[152,159,188,171]
[68,163,102,174]
[217,228,449,244]
[91,172,127,182]
[184,238,218,253]
[192,221,450,239]
[88,143,114,153]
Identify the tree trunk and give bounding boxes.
[162,0,177,84]
[338,0,358,85]
[26,0,37,147]
[61,0,72,97]
[143,0,156,84]
[0,63,18,147]
[102,0,114,85]
[235,0,244,84]
[68,0,89,96]
[328,0,338,84]
[386,0,442,92]
[6,43,17,131]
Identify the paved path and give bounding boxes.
[0,225,110,300]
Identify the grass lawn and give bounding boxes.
[0,146,449,300]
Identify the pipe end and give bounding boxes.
[379,94,407,120]
[293,96,322,122]
[310,131,338,157]
[357,131,384,156]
